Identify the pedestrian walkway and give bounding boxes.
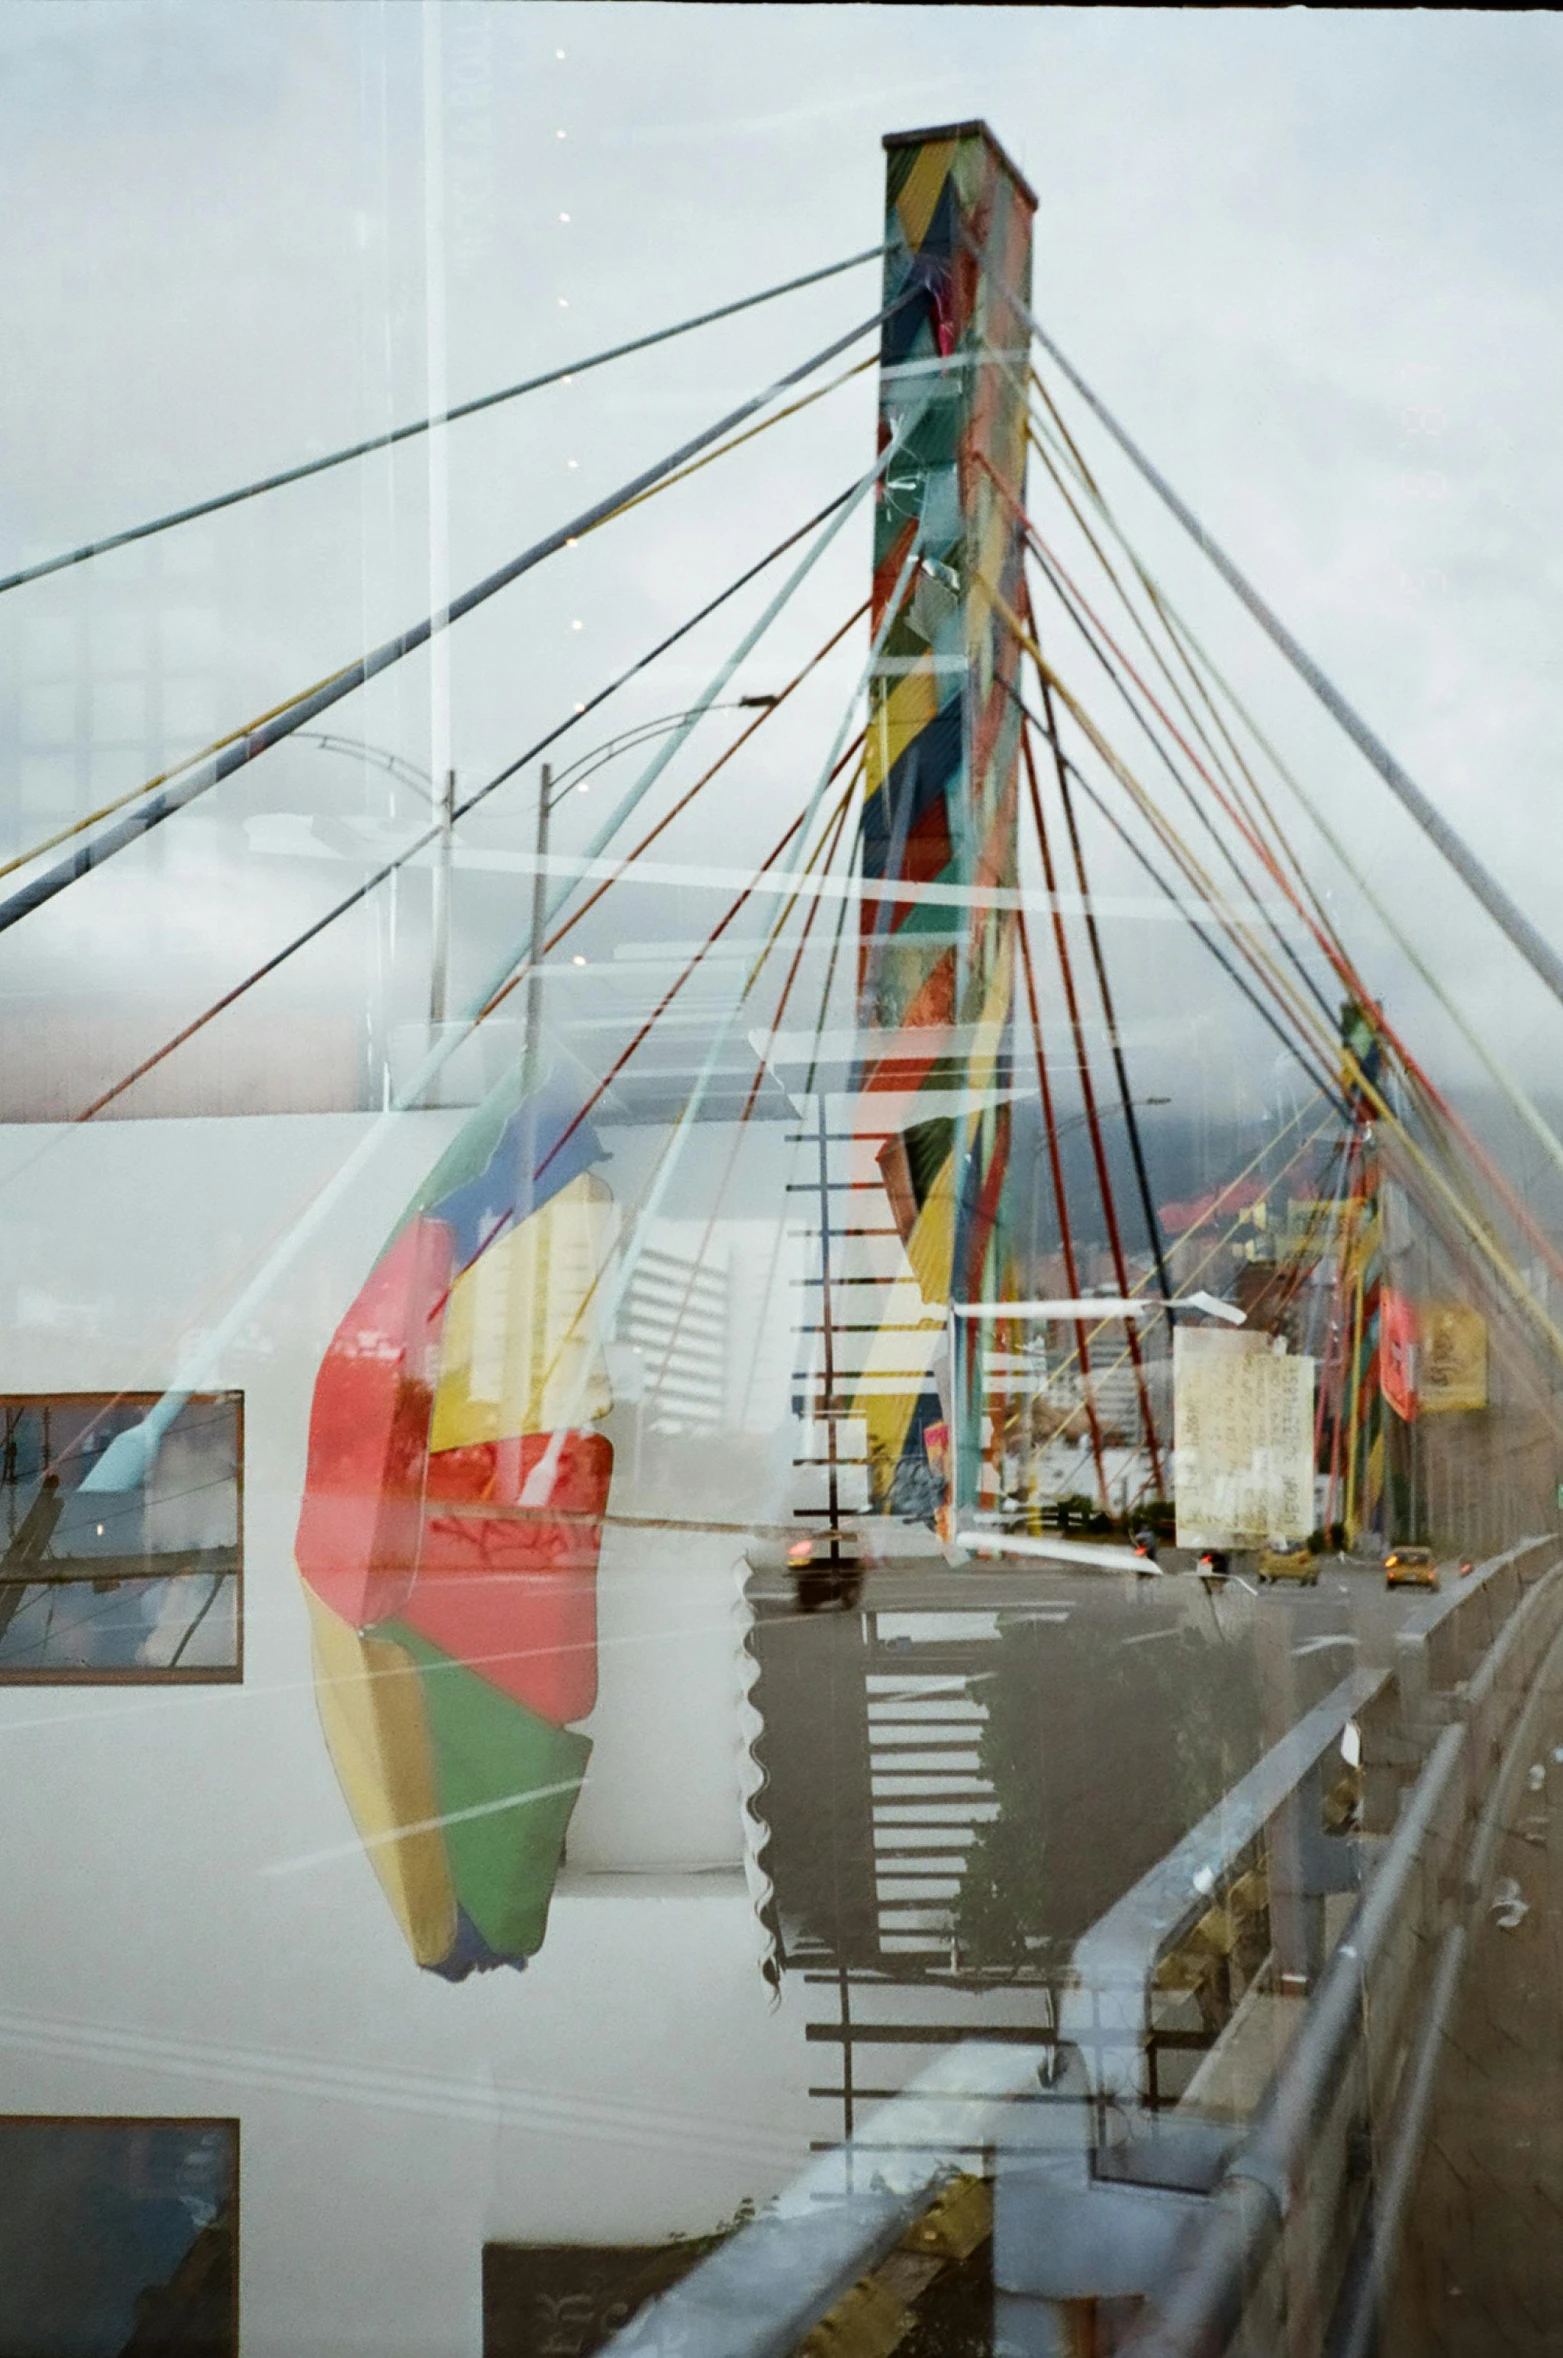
[1389,1646,1563,2355]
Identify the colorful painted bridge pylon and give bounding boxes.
[851,121,1036,1521]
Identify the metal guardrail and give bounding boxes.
[1059,1666,1386,2113]
[1117,1536,1563,2358]
[605,1539,1560,2357]
[603,2037,1050,2358]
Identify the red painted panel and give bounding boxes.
[401,1430,613,1726]
[295,1215,453,1627]
[1381,1288,1421,1424]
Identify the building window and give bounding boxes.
[0,2117,237,2357]
[0,1393,242,1682]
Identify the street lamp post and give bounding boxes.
[521,761,553,1107]
[302,703,769,1107]
[429,765,456,1028]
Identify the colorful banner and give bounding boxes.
[1420,1301,1487,1414]
[1380,1287,1420,1423]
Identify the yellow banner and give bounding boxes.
[1419,1301,1487,1414]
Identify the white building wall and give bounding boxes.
[0,1115,810,2357]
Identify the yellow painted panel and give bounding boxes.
[304,1588,456,1966]
[882,659,940,755]
[431,1172,615,1449]
[905,1150,957,1307]
[866,662,940,803]
[895,142,956,254]
[862,1387,922,1507]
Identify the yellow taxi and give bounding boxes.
[1385,1545,1439,1592]
[1256,1539,1319,1587]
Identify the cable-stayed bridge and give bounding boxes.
[5,113,1563,2358]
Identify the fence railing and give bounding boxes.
[605,1538,1560,2358]
[1115,1535,1563,2358]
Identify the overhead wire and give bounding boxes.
[73,593,870,1124]
[1012,623,1352,1109]
[0,244,884,599]
[1021,393,1563,1306]
[1016,508,1339,1031]
[74,432,907,1497]
[1022,311,1563,1016]
[0,293,906,943]
[1018,712,1166,1492]
[1023,409,1349,980]
[1027,386,1344,961]
[505,550,928,1478]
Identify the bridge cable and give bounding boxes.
[1024,390,1563,1281]
[1024,411,1348,984]
[438,757,862,1399]
[0,295,904,943]
[501,546,929,1489]
[1012,897,1114,1507]
[1017,514,1338,1032]
[1023,312,1563,1018]
[0,245,884,600]
[1019,700,1167,1494]
[75,408,922,1494]
[1021,584,1178,1340]
[1021,373,1563,1317]
[999,673,1344,1108]
[952,304,1347,993]
[616,773,862,1412]
[1078,1111,1339,1406]
[0,359,869,896]
[1001,576,1368,1100]
[1009,616,1356,1103]
[753,801,870,1438]
[952,316,1348,1001]
[73,585,868,1125]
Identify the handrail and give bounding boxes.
[604,2037,1051,2357]
[604,1540,1562,2356]
[1060,1668,1386,2105]
[1119,1547,1563,2357]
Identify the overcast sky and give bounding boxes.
[3,4,1563,1126]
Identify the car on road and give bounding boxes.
[1257,1539,1319,1587]
[1198,1549,1231,1588]
[1385,1544,1439,1592]
[787,1528,864,1613]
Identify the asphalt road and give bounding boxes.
[748,1550,1448,1966]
